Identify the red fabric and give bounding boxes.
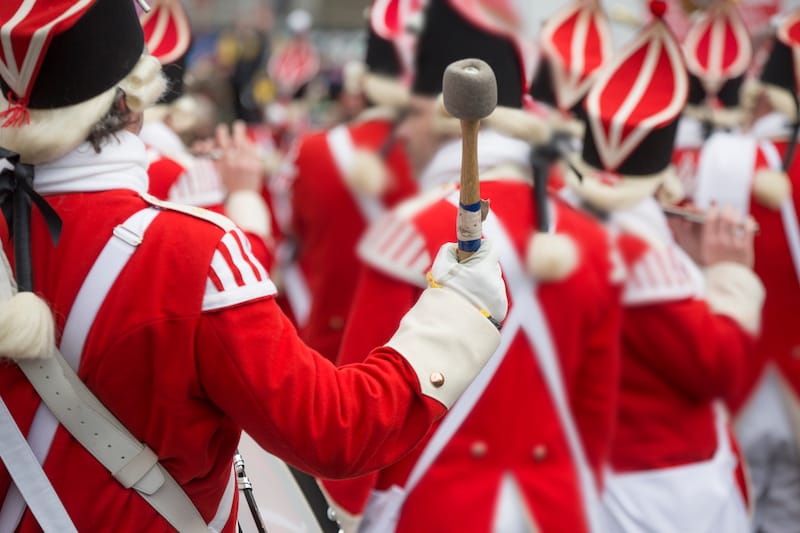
[325,180,621,532]
[289,118,418,361]
[0,189,445,533]
[146,153,185,201]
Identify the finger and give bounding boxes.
[743,216,757,236]
[702,206,720,243]
[216,123,232,151]
[232,120,249,148]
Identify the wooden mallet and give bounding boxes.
[442,59,497,262]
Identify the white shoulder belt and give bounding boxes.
[0,204,220,532]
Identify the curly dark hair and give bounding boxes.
[85,89,137,153]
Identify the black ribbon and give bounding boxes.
[0,148,62,293]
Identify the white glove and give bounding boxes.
[427,239,507,323]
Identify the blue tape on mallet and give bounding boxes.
[458,239,481,252]
[459,200,482,212]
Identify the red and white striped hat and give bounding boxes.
[0,0,144,126]
[759,10,800,104]
[140,0,191,66]
[139,0,191,103]
[530,0,613,113]
[683,1,752,108]
[581,0,688,177]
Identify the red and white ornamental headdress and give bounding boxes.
[140,0,191,66]
[0,0,144,127]
[139,0,191,104]
[268,12,320,99]
[683,1,752,108]
[360,0,426,107]
[530,0,613,113]
[370,0,425,80]
[757,9,800,117]
[582,0,688,177]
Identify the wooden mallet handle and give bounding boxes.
[442,59,497,262]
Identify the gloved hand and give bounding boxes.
[427,239,508,324]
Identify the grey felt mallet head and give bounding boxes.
[443,58,497,121]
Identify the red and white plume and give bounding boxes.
[539,0,613,111]
[683,1,751,96]
[139,0,191,65]
[585,0,688,172]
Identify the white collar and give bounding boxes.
[418,129,531,191]
[33,131,149,195]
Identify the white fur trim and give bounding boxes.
[739,77,762,116]
[225,190,272,240]
[0,54,164,165]
[0,250,55,361]
[564,156,666,211]
[484,106,551,145]
[433,96,552,144]
[363,73,409,109]
[764,84,798,122]
[0,293,56,360]
[524,232,578,282]
[343,60,366,96]
[550,116,585,140]
[348,149,389,197]
[118,54,166,113]
[0,88,116,164]
[753,168,792,210]
[682,104,746,130]
[656,165,686,205]
[385,288,501,408]
[704,262,765,335]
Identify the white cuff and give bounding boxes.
[705,262,765,335]
[385,287,501,408]
[225,190,271,240]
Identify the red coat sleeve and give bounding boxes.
[622,298,754,405]
[195,296,444,479]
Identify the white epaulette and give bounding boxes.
[622,243,705,305]
[357,183,457,288]
[141,192,236,232]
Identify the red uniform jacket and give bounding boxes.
[324,178,621,532]
[591,197,756,503]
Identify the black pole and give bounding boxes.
[287,466,341,533]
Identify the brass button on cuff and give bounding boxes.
[429,372,445,388]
